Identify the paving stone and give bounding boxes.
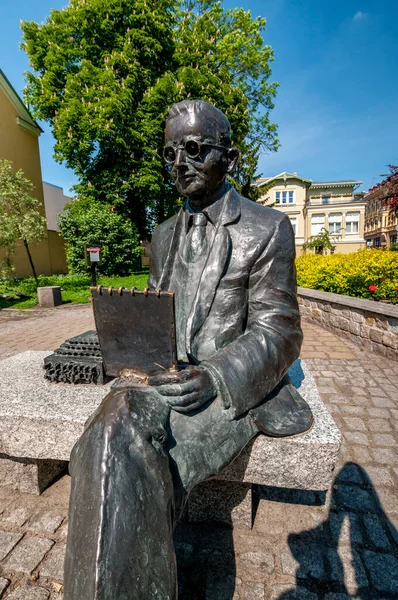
[237,551,274,583]
[377,488,398,514]
[369,388,388,397]
[328,512,363,545]
[350,445,372,463]
[348,396,369,407]
[362,550,398,593]
[0,531,23,561]
[39,543,65,583]
[327,546,368,592]
[372,447,397,464]
[371,396,396,408]
[2,536,54,574]
[290,546,326,582]
[270,587,319,599]
[367,418,392,433]
[343,431,369,445]
[339,406,363,416]
[362,514,392,550]
[335,464,366,486]
[372,433,396,446]
[269,585,295,600]
[27,510,64,534]
[342,417,367,432]
[5,585,50,599]
[0,506,30,527]
[240,581,265,600]
[280,551,298,576]
[331,485,377,513]
[324,594,351,600]
[364,466,395,486]
[0,578,10,597]
[367,407,391,419]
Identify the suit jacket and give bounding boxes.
[148,186,303,422]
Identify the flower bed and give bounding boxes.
[296,250,398,304]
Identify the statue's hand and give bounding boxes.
[147,365,217,413]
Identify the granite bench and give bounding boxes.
[0,351,341,527]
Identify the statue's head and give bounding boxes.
[164,100,239,207]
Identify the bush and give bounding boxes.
[58,199,142,276]
[296,249,398,303]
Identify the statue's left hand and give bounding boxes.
[147,365,218,413]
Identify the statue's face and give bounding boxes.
[164,111,231,207]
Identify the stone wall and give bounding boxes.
[298,287,398,361]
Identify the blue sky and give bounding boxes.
[1,0,397,194]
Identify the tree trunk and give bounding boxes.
[23,239,38,284]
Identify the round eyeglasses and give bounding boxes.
[163,139,229,164]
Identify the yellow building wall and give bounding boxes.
[48,231,68,274]
[0,86,67,277]
[258,178,366,256]
[259,178,308,250]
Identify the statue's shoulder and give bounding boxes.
[151,213,179,243]
[237,192,287,226]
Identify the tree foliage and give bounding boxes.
[0,159,46,281]
[302,228,336,255]
[368,165,398,215]
[58,198,142,275]
[21,0,278,235]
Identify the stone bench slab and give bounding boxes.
[0,352,341,497]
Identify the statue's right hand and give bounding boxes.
[147,365,217,413]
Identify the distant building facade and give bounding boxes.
[363,185,398,249]
[255,172,366,255]
[0,69,68,277]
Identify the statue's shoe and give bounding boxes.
[249,374,314,438]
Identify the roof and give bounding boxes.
[0,69,43,136]
[310,180,362,189]
[255,172,312,187]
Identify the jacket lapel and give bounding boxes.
[157,207,185,290]
[186,187,241,355]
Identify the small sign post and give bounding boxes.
[86,246,102,286]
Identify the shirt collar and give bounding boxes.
[183,187,227,228]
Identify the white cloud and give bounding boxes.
[353,11,367,21]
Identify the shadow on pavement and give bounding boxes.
[276,462,398,599]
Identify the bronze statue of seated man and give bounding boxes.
[64,100,313,600]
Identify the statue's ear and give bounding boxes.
[226,148,240,173]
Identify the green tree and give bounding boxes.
[21,0,278,233]
[0,159,47,282]
[302,228,336,255]
[21,0,176,237]
[58,198,142,275]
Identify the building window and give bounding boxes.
[311,214,325,236]
[373,237,381,247]
[346,212,360,234]
[289,217,297,236]
[321,196,330,205]
[275,191,294,204]
[390,234,397,245]
[328,213,342,235]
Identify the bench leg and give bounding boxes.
[187,480,253,529]
[0,454,67,495]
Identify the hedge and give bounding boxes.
[296,249,398,303]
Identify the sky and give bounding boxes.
[1,0,397,194]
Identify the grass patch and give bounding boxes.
[0,272,150,309]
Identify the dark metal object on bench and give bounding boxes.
[43,331,105,384]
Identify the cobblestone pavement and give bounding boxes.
[0,306,397,599]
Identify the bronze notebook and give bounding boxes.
[90,287,176,378]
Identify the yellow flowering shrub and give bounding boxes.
[296,250,398,303]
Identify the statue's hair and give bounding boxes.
[166,100,231,146]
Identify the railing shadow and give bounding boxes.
[276,462,398,599]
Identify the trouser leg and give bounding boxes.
[64,385,177,600]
